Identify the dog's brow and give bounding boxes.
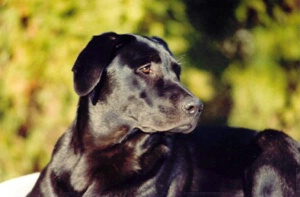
[149,54,161,63]
[133,53,161,65]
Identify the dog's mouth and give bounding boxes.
[138,107,201,134]
[140,123,196,134]
[168,124,194,133]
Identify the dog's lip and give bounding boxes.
[168,124,193,133]
[140,123,195,134]
[140,126,156,133]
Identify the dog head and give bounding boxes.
[72,32,203,135]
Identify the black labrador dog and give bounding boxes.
[27,32,300,197]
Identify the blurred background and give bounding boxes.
[1,0,300,181]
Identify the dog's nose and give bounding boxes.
[182,98,204,115]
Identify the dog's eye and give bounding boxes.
[140,64,152,75]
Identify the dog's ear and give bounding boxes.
[151,36,173,56]
[72,32,135,96]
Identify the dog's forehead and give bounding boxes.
[134,34,173,57]
[133,35,164,49]
[117,34,177,68]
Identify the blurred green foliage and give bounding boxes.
[0,0,299,181]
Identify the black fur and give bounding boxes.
[28,33,300,197]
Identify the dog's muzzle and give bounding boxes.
[182,97,204,116]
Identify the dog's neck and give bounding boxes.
[68,96,170,191]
